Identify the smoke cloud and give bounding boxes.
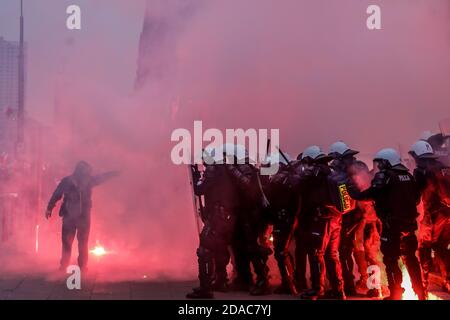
[0,0,449,281]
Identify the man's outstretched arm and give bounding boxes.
[91,171,120,187]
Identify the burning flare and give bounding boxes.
[401,265,442,300]
[90,242,108,257]
[401,265,418,300]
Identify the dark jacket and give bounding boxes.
[330,160,364,234]
[195,164,240,212]
[349,164,420,230]
[47,172,118,219]
[414,159,450,220]
[297,163,339,227]
[267,164,301,215]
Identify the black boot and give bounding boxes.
[186,289,214,299]
[230,277,253,292]
[319,289,346,300]
[273,283,291,295]
[300,289,323,300]
[274,280,298,295]
[190,246,215,299]
[212,280,229,292]
[383,287,404,300]
[276,261,298,295]
[295,278,308,293]
[250,256,270,296]
[193,283,227,294]
[285,259,298,295]
[366,288,382,299]
[344,284,357,297]
[335,290,347,300]
[250,278,271,296]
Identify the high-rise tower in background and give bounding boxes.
[0,37,20,118]
[17,0,25,149]
[0,0,26,159]
[0,37,24,158]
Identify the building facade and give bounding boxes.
[0,37,22,158]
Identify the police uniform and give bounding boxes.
[351,164,426,299]
[415,159,450,293]
[267,165,301,294]
[187,164,240,298]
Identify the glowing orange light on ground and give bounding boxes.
[401,266,418,300]
[90,242,108,257]
[400,265,442,300]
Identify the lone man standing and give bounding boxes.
[46,161,119,272]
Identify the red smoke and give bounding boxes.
[1,0,449,282]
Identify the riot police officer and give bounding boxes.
[420,131,450,166]
[293,154,311,293]
[266,152,300,295]
[227,155,272,296]
[410,140,450,294]
[347,160,383,298]
[186,157,240,299]
[298,146,346,300]
[328,141,361,296]
[348,148,426,300]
